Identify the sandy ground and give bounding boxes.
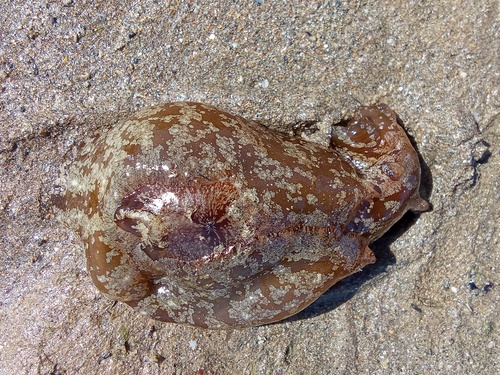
[0,0,498,374]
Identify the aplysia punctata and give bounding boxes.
[52,102,428,329]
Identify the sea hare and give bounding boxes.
[52,102,428,329]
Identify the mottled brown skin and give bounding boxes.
[52,102,428,329]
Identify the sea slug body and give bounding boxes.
[52,102,428,329]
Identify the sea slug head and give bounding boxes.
[330,104,429,241]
